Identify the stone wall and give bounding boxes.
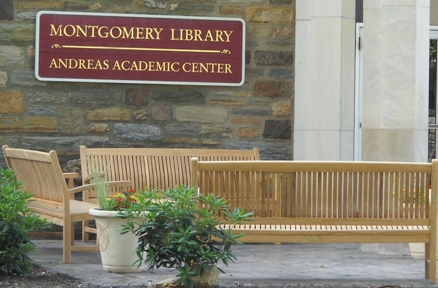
[0,0,295,169]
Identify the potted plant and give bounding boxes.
[120,185,253,288]
[88,173,142,273]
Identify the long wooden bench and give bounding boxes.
[79,145,260,239]
[190,158,438,283]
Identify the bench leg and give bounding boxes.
[429,242,437,283]
[82,220,89,242]
[426,243,430,279]
[63,223,72,264]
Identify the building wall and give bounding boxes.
[432,0,438,25]
[0,0,295,168]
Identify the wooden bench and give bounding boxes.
[190,158,438,283]
[2,145,131,264]
[80,145,260,192]
[79,145,260,239]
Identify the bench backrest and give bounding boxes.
[191,159,438,225]
[80,145,260,192]
[2,145,70,207]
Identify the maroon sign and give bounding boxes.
[35,11,245,86]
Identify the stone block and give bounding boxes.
[0,46,24,66]
[247,7,294,23]
[70,91,120,104]
[268,68,293,78]
[151,105,172,121]
[154,90,205,103]
[199,125,232,138]
[237,127,259,138]
[255,51,293,65]
[230,108,270,116]
[89,123,110,133]
[27,91,69,104]
[0,116,57,133]
[231,117,263,125]
[65,1,89,10]
[254,80,292,97]
[18,1,62,9]
[137,0,167,9]
[165,124,198,137]
[0,90,24,114]
[210,99,245,106]
[28,106,56,115]
[170,4,215,14]
[114,123,161,141]
[125,89,149,106]
[163,137,199,145]
[272,100,292,116]
[175,106,227,123]
[219,5,245,15]
[0,71,7,87]
[59,107,87,134]
[273,26,294,37]
[263,119,291,139]
[10,71,46,87]
[134,110,148,120]
[202,139,220,145]
[88,108,130,121]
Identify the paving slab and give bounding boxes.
[29,240,438,288]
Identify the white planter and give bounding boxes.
[409,243,427,260]
[89,208,142,273]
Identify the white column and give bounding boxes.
[360,0,430,255]
[294,0,356,160]
[361,0,430,162]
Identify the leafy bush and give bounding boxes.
[0,167,49,276]
[121,185,253,288]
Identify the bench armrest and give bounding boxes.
[63,172,79,189]
[68,180,133,194]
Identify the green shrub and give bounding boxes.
[0,167,49,276]
[121,185,253,288]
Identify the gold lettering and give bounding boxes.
[185,29,193,41]
[223,31,233,42]
[182,62,191,72]
[49,58,59,68]
[204,30,213,42]
[135,27,144,39]
[225,64,232,73]
[49,24,62,36]
[181,62,232,74]
[98,26,109,38]
[171,62,180,72]
[110,26,122,39]
[63,24,76,37]
[78,59,86,69]
[122,27,134,39]
[58,59,68,69]
[88,25,99,37]
[113,61,121,70]
[75,25,87,37]
[215,30,224,42]
[170,28,179,40]
[121,60,131,71]
[154,28,163,40]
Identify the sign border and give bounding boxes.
[35,11,246,87]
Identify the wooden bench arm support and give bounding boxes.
[63,172,78,190]
[68,180,133,194]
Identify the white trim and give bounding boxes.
[354,23,363,161]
